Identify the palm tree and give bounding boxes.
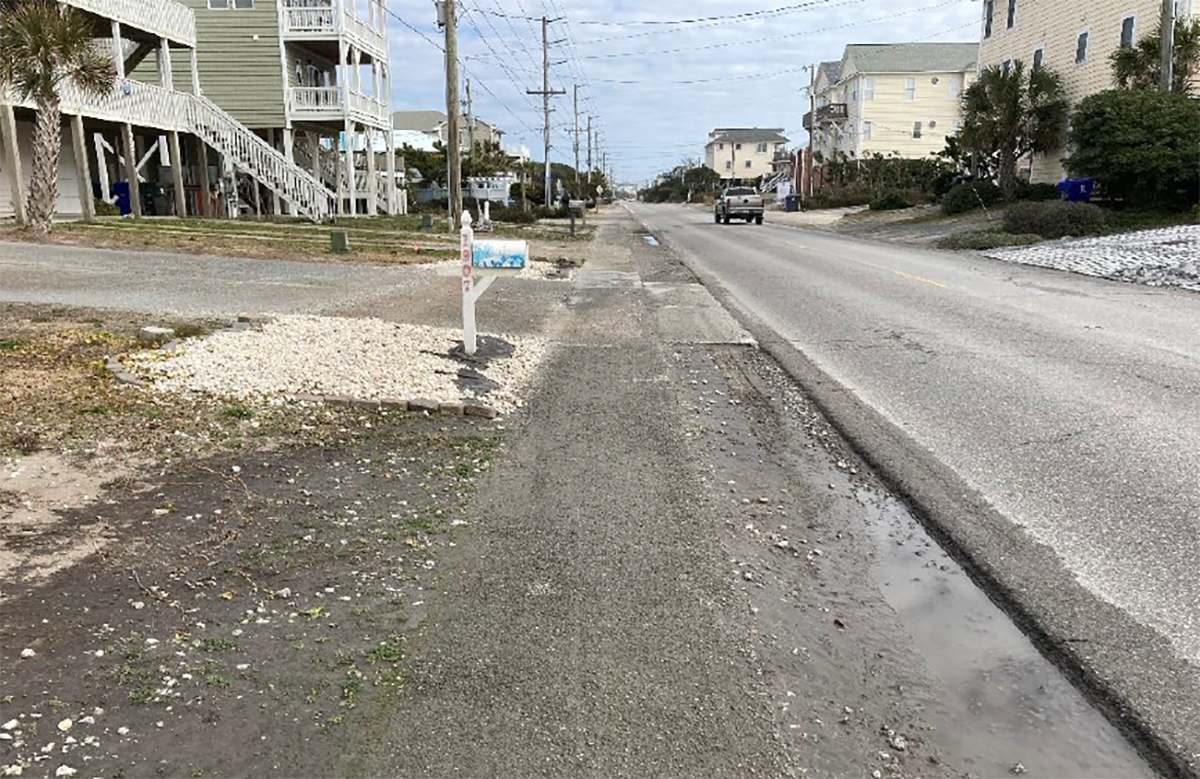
[959,61,1068,201]
[0,0,112,234]
[1111,18,1200,93]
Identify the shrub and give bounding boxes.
[487,203,537,224]
[941,181,1001,215]
[1067,89,1200,207]
[810,188,872,209]
[1016,182,1060,202]
[94,198,120,216]
[936,230,1043,251]
[1002,201,1108,239]
[869,192,912,211]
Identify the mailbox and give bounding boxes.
[568,199,586,214]
[472,239,528,270]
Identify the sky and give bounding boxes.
[384,0,982,184]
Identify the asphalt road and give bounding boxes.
[629,202,1200,774]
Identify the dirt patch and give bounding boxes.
[0,451,138,587]
[0,417,500,778]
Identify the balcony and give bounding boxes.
[801,103,849,130]
[3,78,189,132]
[64,0,196,47]
[289,86,389,126]
[281,0,387,63]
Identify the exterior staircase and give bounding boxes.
[186,95,336,222]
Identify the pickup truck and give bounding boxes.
[715,187,764,225]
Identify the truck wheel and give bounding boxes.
[722,213,731,225]
[714,211,721,224]
[755,215,764,225]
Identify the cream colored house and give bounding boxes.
[806,43,978,163]
[704,128,788,182]
[979,0,1199,183]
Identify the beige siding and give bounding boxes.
[979,0,1199,182]
[704,141,784,180]
[183,0,286,129]
[814,70,973,161]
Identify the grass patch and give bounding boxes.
[0,338,27,351]
[936,230,1044,251]
[205,674,232,688]
[222,403,254,421]
[201,637,239,653]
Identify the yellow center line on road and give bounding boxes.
[892,269,948,289]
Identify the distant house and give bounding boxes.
[806,43,978,163]
[703,128,789,182]
[391,110,505,152]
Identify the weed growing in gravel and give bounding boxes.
[222,403,255,420]
[202,637,239,652]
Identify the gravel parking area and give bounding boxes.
[125,315,546,414]
[985,224,1200,292]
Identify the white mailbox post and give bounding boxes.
[459,211,528,356]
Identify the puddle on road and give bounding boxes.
[862,488,1154,778]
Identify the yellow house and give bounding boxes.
[704,128,789,182]
[978,0,1200,183]
[806,43,978,163]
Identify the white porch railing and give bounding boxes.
[280,0,386,62]
[289,86,388,125]
[4,79,189,132]
[63,0,196,47]
[290,86,342,114]
[347,89,388,124]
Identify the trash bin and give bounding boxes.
[1057,177,1095,203]
[784,194,800,212]
[112,182,132,216]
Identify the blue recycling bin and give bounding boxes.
[1057,177,1095,203]
[111,181,132,215]
[784,194,800,212]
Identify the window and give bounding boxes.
[905,78,916,100]
[864,78,875,100]
[717,143,724,150]
[756,142,768,153]
[724,160,732,170]
[863,121,873,141]
[1120,15,1136,48]
[745,160,752,169]
[208,0,253,7]
[1006,0,1017,29]
[1076,30,1089,63]
[984,0,994,38]
[735,143,742,150]
[949,75,961,98]
[1002,59,1012,75]
[912,122,923,139]
[1032,46,1045,72]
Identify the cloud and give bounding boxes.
[386,0,980,182]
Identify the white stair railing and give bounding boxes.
[186,94,335,222]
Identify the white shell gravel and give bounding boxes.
[987,224,1200,292]
[127,315,547,413]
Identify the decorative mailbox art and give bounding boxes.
[472,240,528,270]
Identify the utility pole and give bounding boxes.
[465,77,474,161]
[730,136,737,185]
[438,0,462,228]
[527,16,565,208]
[573,84,582,192]
[586,115,593,187]
[806,62,816,201]
[1160,0,1176,92]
